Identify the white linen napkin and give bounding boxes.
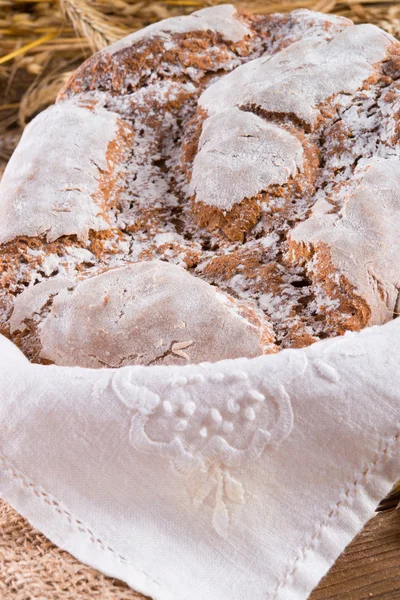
[0,320,399,600]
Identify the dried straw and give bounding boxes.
[18,70,73,126]
[0,1,399,596]
[1,0,400,176]
[60,0,128,52]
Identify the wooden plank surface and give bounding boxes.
[311,509,400,599]
[1,499,400,598]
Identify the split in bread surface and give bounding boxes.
[1,4,400,366]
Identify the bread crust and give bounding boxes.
[1,5,399,365]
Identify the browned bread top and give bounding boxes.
[1,5,399,366]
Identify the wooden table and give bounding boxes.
[1,501,399,598]
[311,509,400,599]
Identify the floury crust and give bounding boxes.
[0,5,400,366]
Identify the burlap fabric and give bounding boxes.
[0,499,147,599]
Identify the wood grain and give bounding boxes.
[311,509,400,600]
[1,498,400,598]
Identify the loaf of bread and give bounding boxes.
[1,5,399,366]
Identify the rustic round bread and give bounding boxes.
[1,4,400,367]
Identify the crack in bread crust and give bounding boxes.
[1,5,399,365]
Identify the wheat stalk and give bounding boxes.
[59,0,127,52]
[2,0,400,176]
[0,32,58,66]
[0,130,21,161]
[18,70,73,127]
